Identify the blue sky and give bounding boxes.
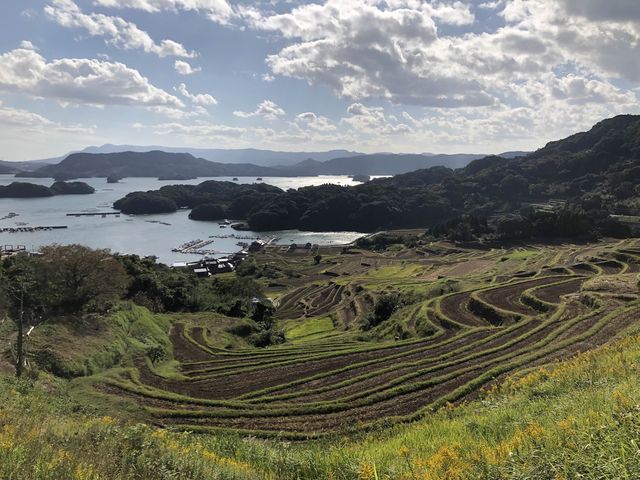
[1,0,639,160]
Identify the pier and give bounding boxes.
[172,239,216,255]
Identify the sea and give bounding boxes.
[0,175,372,264]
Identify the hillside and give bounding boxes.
[1,239,639,479]
[112,115,640,234]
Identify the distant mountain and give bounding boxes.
[18,149,524,180]
[38,145,363,167]
[0,159,54,172]
[278,153,484,175]
[18,151,283,180]
[0,162,21,174]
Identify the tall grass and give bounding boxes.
[3,328,640,479]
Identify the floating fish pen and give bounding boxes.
[66,212,121,217]
[0,226,68,233]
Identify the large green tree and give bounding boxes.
[37,245,128,314]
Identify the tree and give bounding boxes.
[1,255,44,377]
[37,245,127,314]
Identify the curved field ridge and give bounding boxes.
[96,241,640,437]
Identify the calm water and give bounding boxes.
[0,175,369,264]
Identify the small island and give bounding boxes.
[351,174,371,182]
[113,192,178,214]
[50,181,95,195]
[0,181,95,198]
[106,176,122,184]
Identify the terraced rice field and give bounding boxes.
[97,239,640,438]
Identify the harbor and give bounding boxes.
[0,174,365,265]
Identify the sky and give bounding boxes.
[1,0,640,160]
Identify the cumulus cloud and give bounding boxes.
[45,0,196,58]
[175,83,217,106]
[174,60,201,75]
[254,0,495,107]
[152,121,246,137]
[558,0,640,22]
[295,112,337,132]
[0,102,94,135]
[0,44,183,108]
[94,0,236,24]
[234,100,285,120]
[342,102,413,135]
[239,0,640,118]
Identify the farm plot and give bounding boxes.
[95,241,640,437]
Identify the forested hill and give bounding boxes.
[111,115,640,235]
[16,151,280,181]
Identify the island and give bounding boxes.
[0,181,95,198]
[113,192,178,214]
[158,174,197,181]
[351,174,371,182]
[106,176,121,184]
[50,181,95,195]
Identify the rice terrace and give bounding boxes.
[93,235,640,438]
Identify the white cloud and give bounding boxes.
[152,121,246,137]
[478,1,503,9]
[174,60,201,75]
[295,112,337,132]
[19,40,37,50]
[175,83,217,106]
[94,0,236,25]
[558,0,640,22]
[255,0,494,107]
[261,73,275,82]
[234,100,285,120]
[0,44,184,108]
[342,102,413,135]
[0,102,95,134]
[45,0,196,58]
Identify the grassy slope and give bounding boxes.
[24,304,171,377]
[1,321,640,479]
